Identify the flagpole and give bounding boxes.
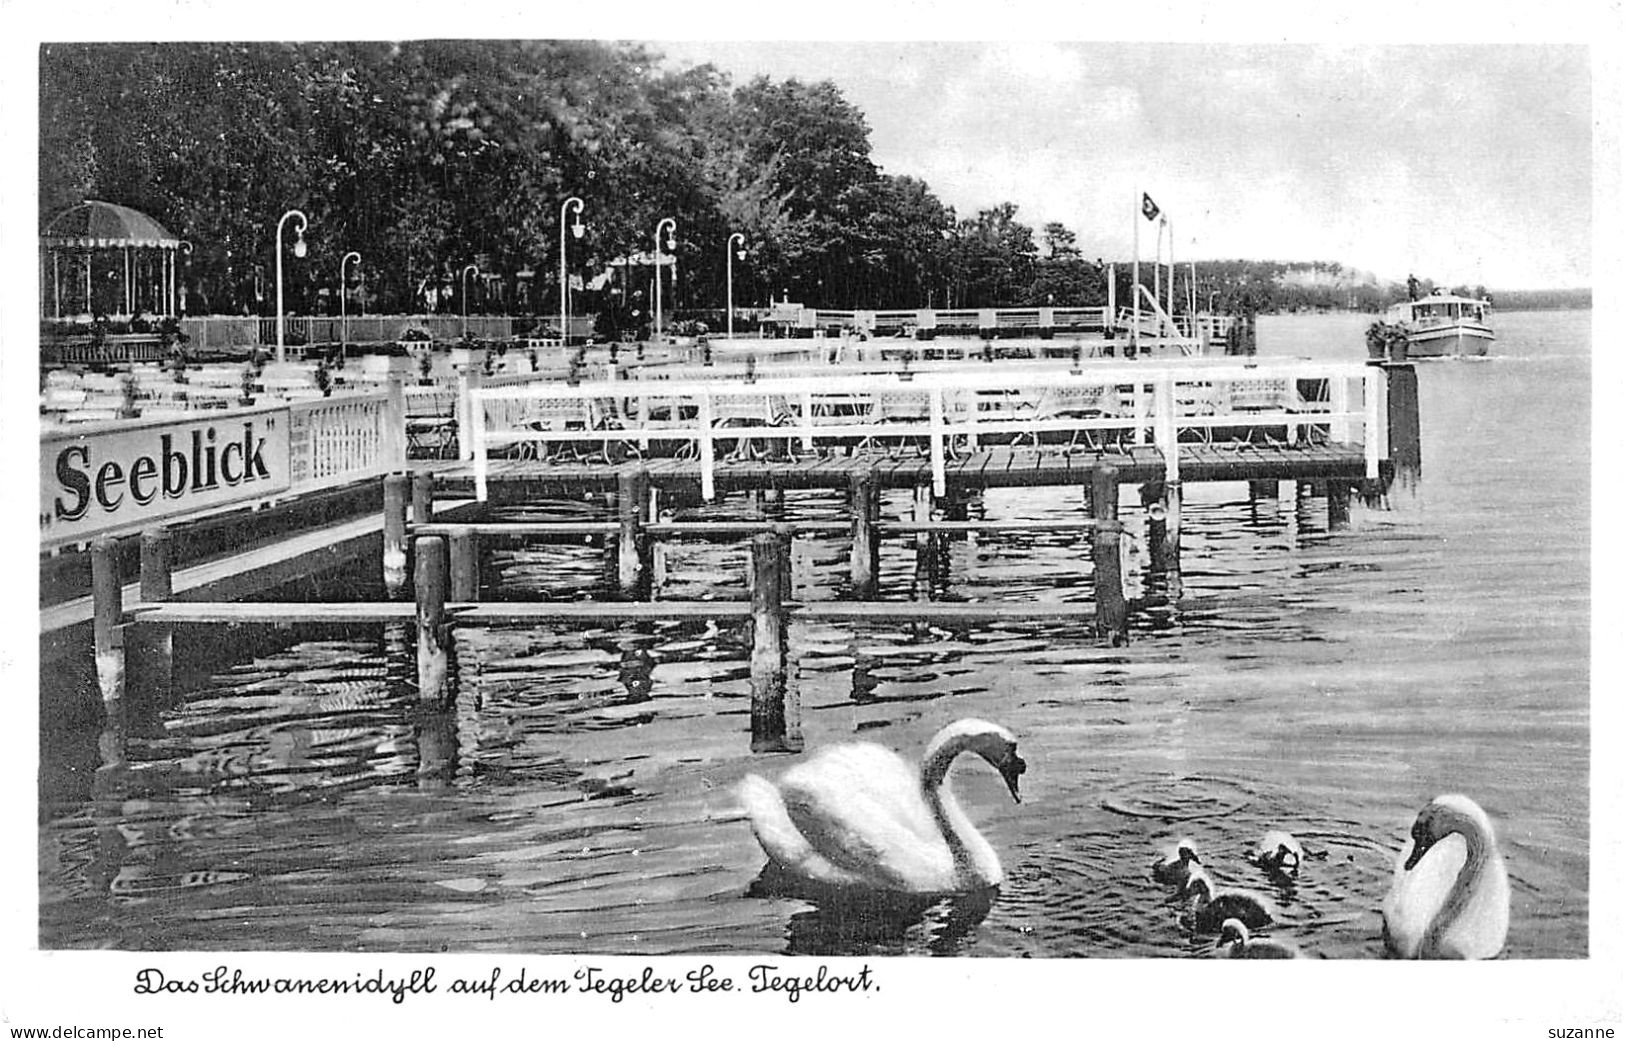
[1132,189,1140,353]
[1168,216,1174,336]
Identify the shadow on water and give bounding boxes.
[746,863,997,956]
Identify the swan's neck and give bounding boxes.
[920,736,1001,887]
[1419,811,1490,957]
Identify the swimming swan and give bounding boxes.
[1153,839,1202,888]
[1184,867,1276,932]
[736,718,1026,895]
[1247,830,1305,876]
[1215,918,1301,959]
[1381,794,1509,959]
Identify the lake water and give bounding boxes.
[38,310,1590,958]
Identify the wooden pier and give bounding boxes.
[46,351,1419,752]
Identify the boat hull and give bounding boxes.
[1405,322,1493,358]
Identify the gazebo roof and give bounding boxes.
[41,200,180,248]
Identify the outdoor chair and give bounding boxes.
[405,388,460,459]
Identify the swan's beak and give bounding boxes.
[998,750,1027,803]
[1402,835,1433,871]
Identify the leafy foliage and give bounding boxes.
[44,41,1536,323]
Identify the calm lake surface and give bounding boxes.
[38,310,1590,958]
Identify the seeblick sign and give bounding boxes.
[40,410,292,548]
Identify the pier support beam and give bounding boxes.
[616,467,652,599]
[1248,479,1280,500]
[91,537,125,702]
[1091,466,1130,645]
[414,535,452,706]
[750,530,800,753]
[849,472,880,599]
[383,473,410,596]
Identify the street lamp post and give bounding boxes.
[725,232,745,340]
[340,251,361,365]
[275,209,309,363]
[173,240,192,318]
[559,196,585,347]
[653,217,676,340]
[461,263,480,339]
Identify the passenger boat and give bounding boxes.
[1383,292,1494,358]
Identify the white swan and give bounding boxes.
[736,718,1026,895]
[1247,830,1304,876]
[1152,838,1202,888]
[1381,794,1509,959]
[1184,867,1276,932]
[1215,918,1301,959]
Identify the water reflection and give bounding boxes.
[748,865,997,957]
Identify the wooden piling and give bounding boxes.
[414,535,451,705]
[912,484,935,597]
[1248,479,1280,500]
[750,530,800,753]
[1159,480,1183,598]
[1091,466,1130,644]
[91,537,125,701]
[383,473,410,596]
[849,471,880,598]
[139,526,173,602]
[449,529,479,602]
[1140,481,1167,571]
[133,526,175,702]
[414,701,457,789]
[1384,361,1421,496]
[1328,482,1352,530]
[1157,481,1183,571]
[616,467,652,599]
[412,471,435,525]
[761,487,790,591]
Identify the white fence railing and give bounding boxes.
[771,305,1124,335]
[469,360,1385,501]
[40,388,405,551]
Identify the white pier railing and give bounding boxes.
[469,359,1385,501]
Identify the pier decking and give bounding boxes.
[437,442,1371,500]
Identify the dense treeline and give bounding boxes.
[40,40,1106,325]
[40,42,1588,327]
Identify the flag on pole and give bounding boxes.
[1141,192,1161,222]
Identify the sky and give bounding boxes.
[655,41,1595,290]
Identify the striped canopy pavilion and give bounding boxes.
[40,200,185,319]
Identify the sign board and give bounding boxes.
[40,409,292,549]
